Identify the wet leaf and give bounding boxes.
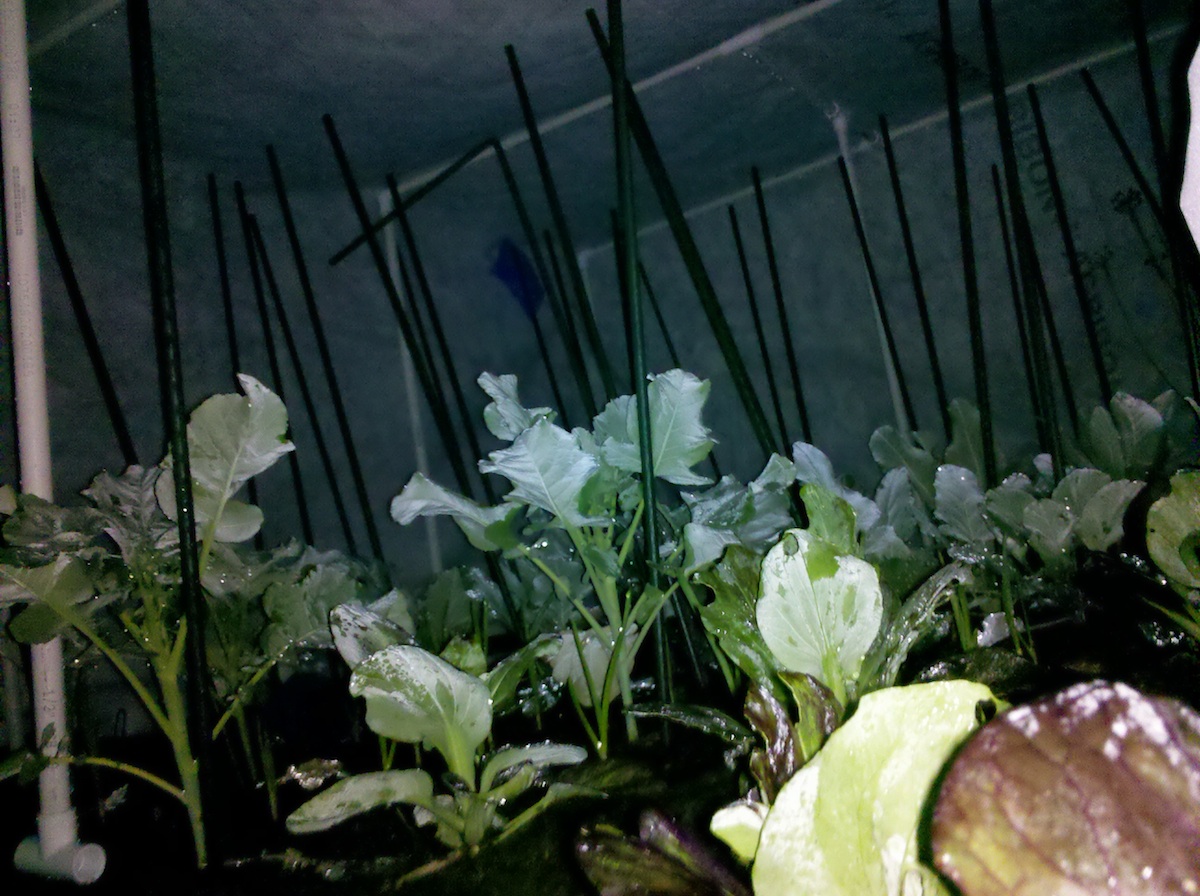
[932,680,1200,896]
[286,769,434,835]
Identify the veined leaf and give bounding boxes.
[1146,471,1200,595]
[934,465,993,546]
[350,645,491,782]
[593,369,714,487]
[391,473,520,551]
[286,769,435,835]
[478,372,555,441]
[932,681,1200,896]
[792,443,879,533]
[756,529,882,705]
[0,556,96,642]
[479,742,587,793]
[262,563,361,655]
[479,420,604,528]
[157,375,293,545]
[944,400,986,481]
[868,426,938,509]
[753,681,996,896]
[330,602,414,670]
[1075,478,1144,551]
[694,546,781,702]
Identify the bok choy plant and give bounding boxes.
[392,370,794,758]
[0,375,365,866]
[286,601,587,868]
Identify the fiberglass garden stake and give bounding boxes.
[729,204,789,451]
[490,138,595,419]
[837,157,919,436]
[328,138,493,266]
[233,189,315,545]
[978,0,1070,478]
[1080,71,1200,401]
[611,212,637,394]
[1079,69,1166,230]
[610,0,691,712]
[206,174,264,551]
[1028,84,1114,404]
[3,0,106,881]
[544,227,611,414]
[992,165,1054,454]
[638,260,722,480]
[33,163,139,468]
[752,167,812,445]
[126,0,215,865]
[387,175,498,505]
[506,43,617,403]
[586,8,776,459]
[266,147,383,561]
[323,114,475,498]
[249,215,358,553]
[878,116,951,443]
[937,0,997,487]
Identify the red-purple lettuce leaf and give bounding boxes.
[745,683,802,804]
[932,680,1200,896]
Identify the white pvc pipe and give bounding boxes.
[379,193,442,574]
[1181,42,1200,250]
[2,0,105,883]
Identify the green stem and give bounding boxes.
[61,755,184,802]
[152,625,207,868]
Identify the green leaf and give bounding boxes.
[1023,499,1075,570]
[752,681,997,896]
[286,769,435,834]
[157,375,293,545]
[1080,392,1166,479]
[799,484,857,556]
[483,634,559,715]
[2,494,106,563]
[932,681,1200,896]
[593,369,715,487]
[83,466,175,561]
[479,742,587,793]
[1075,478,1144,551]
[943,399,985,481]
[479,420,604,528]
[694,546,781,700]
[550,628,625,709]
[330,602,414,669]
[262,563,361,655]
[934,465,993,546]
[350,645,491,782]
[984,474,1035,537]
[391,472,519,552]
[792,444,878,531]
[1146,471,1200,595]
[417,568,480,652]
[478,372,555,441]
[756,529,883,705]
[868,426,938,509]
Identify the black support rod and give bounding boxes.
[506,43,617,402]
[207,174,263,549]
[1079,69,1166,231]
[978,0,1071,474]
[266,147,383,560]
[323,115,475,497]
[586,9,775,457]
[837,157,919,435]
[387,174,496,504]
[752,168,812,444]
[329,138,493,266]
[126,0,212,864]
[992,165,1052,453]
[878,116,951,442]
[248,215,357,553]
[1127,0,1170,202]
[234,184,315,545]
[1028,84,1113,404]
[34,163,138,467]
[489,139,595,418]
[729,204,788,450]
[938,0,996,486]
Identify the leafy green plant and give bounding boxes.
[0,376,366,866]
[392,370,794,757]
[1145,470,1200,642]
[286,638,587,862]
